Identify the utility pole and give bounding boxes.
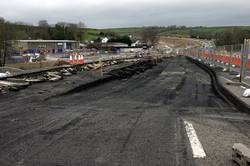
[2,40,6,67]
[0,49,3,67]
[240,40,249,82]
[99,55,103,77]
[228,45,233,72]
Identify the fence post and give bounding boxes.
[240,44,244,82]
[228,45,233,72]
[209,48,214,66]
[99,56,103,77]
[240,40,249,82]
[212,48,215,66]
[0,49,3,67]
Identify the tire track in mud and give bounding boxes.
[120,111,144,153]
[21,109,100,163]
[0,107,99,155]
[1,56,244,166]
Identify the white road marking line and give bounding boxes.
[184,120,206,158]
[240,86,247,89]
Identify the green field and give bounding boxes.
[82,27,146,41]
[103,27,146,35]
[82,26,250,45]
[82,26,250,41]
[81,28,102,41]
[160,26,250,37]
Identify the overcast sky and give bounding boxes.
[0,0,249,28]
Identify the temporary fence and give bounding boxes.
[183,44,243,68]
[179,39,250,83]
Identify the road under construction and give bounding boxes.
[0,54,250,166]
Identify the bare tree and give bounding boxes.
[0,16,5,24]
[67,23,78,28]
[38,20,49,27]
[141,28,159,46]
[56,22,67,27]
[14,21,32,26]
[77,21,86,28]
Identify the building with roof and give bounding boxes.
[101,37,109,43]
[12,40,80,54]
[100,42,143,53]
[101,42,129,48]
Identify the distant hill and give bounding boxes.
[84,26,250,44]
[1,20,250,45]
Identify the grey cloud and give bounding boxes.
[0,0,249,28]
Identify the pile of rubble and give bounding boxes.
[0,59,141,94]
[83,61,118,71]
[0,67,77,93]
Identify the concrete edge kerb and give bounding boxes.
[186,56,250,113]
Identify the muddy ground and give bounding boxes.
[0,56,249,166]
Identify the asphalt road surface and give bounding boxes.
[0,56,250,166]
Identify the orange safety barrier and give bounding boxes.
[247,60,250,69]
[218,55,221,61]
[231,57,235,65]
[216,54,241,66]
[224,56,229,63]
[231,55,240,66]
[215,54,218,61]
[225,56,230,63]
[187,49,250,70]
[235,57,241,66]
[219,55,222,62]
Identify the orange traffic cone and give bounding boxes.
[77,53,82,64]
[79,54,84,64]
[74,52,78,64]
[69,53,73,64]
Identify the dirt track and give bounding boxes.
[158,37,201,48]
[0,56,250,166]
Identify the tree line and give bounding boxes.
[125,25,250,46]
[0,17,86,66]
[0,17,86,47]
[189,27,250,46]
